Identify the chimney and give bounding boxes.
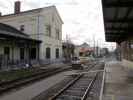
[14,1,21,14]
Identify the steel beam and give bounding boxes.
[103,1,133,7]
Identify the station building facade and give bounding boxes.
[0,23,41,70]
[0,1,63,63]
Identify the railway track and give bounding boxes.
[49,72,99,100]
[0,67,71,95]
[32,62,104,100]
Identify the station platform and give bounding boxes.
[103,61,133,100]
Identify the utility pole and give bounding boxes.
[97,39,99,57]
[93,34,96,57]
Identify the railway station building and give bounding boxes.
[102,0,133,67]
[0,1,63,64]
[0,23,41,70]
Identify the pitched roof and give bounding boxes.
[0,23,28,37]
[0,23,41,43]
[0,7,43,18]
[0,5,63,24]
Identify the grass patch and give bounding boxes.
[0,68,43,82]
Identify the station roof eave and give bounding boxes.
[102,0,133,43]
[0,32,42,44]
[0,23,41,44]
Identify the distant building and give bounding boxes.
[75,43,93,57]
[0,23,41,70]
[0,1,63,63]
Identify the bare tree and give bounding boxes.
[62,34,75,62]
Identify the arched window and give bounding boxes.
[46,47,51,59]
[56,48,59,58]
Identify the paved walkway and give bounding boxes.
[103,61,133,100]
[0,70,77,100]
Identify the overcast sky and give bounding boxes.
[0,0,115,49]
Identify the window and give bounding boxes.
[46,25,51,37]
[20,25,25,32]
[56,48,59,58]
[56,29,60,39]
[4,47,10,60]
[46,47,51,59]
[52,16,54,22]
[29,48,36,60]
[20,48,25,60]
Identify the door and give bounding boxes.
[20,48,25,60]
[46,47,51,59]
[4,47,10,60]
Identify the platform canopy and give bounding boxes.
[102,0,133,43]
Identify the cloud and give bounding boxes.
[0,0,115,48]
[25,1,41,8]
[0,3,8,9]
[66,0,79,5]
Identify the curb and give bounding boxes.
[99,63,106,100]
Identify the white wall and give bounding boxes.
[0,6,63,61]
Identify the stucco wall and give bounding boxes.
[0,6,63,61]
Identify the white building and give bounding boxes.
[0,1,63,62]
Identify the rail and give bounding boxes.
[81,72,98,100]
[49,72,99,100]
[0,67,70,95]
